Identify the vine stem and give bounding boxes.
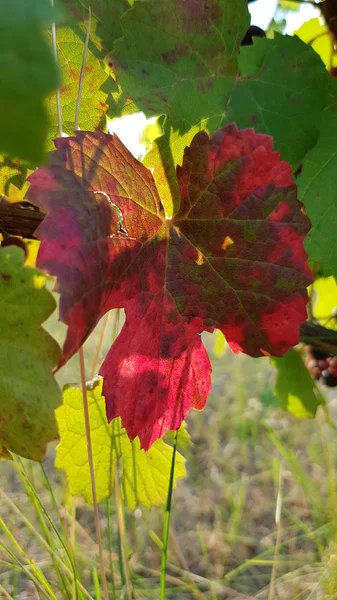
[79,347,109,600]
[160,429,179,599]
[50,0,62,137]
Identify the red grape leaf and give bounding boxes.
[27,125,312,449]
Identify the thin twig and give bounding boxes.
[79,347,109,600]
[50,0,63,138]
[74,7,92,131]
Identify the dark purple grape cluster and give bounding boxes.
[305,346,337,387]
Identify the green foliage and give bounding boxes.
[55,379,186,508]
[0,247,61,460]
[271,349,321,418]
[298,81,337,276]
[46,26,110,148]
[64,0,132,55]
[227,35,328,169]
[108,0,249,131]
[0,0,60,163]
[0,155,28,197]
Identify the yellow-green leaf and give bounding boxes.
[164,420,192,452]
[0,247,61,460]
[271,349,321,418]
[0,155,29,197]
[213,330,227,357]
[279,0,300,10]
[312,276,337,329]
[56,379,186,509]
[46,27,110,149]
[295,18,332,70]
[143,118,207,218]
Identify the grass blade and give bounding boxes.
[160,428,179,600]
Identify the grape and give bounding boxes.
[304,345,337,387]
[321,372,337,387]
[329,357,337,368]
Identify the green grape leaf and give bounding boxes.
[271,348,321,418]
[63,0,132,54]
[108,0,249,132]
[141,118,164,153]
[0,0,60,163]
[46,26,111,148]
[60,0,134,123]
[0,247,61,460]
[55,379,186,508]
[298,80,337,276]
[227,35,328,170]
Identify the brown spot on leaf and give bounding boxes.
[161,42,187,65]
[1,273,11,281]
[250,113,258,126]
[197,77,214,93]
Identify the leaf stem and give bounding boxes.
[50,0,62,137]
[79,346,109,600]
[74,7,92,131]
[160,428,179,600]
